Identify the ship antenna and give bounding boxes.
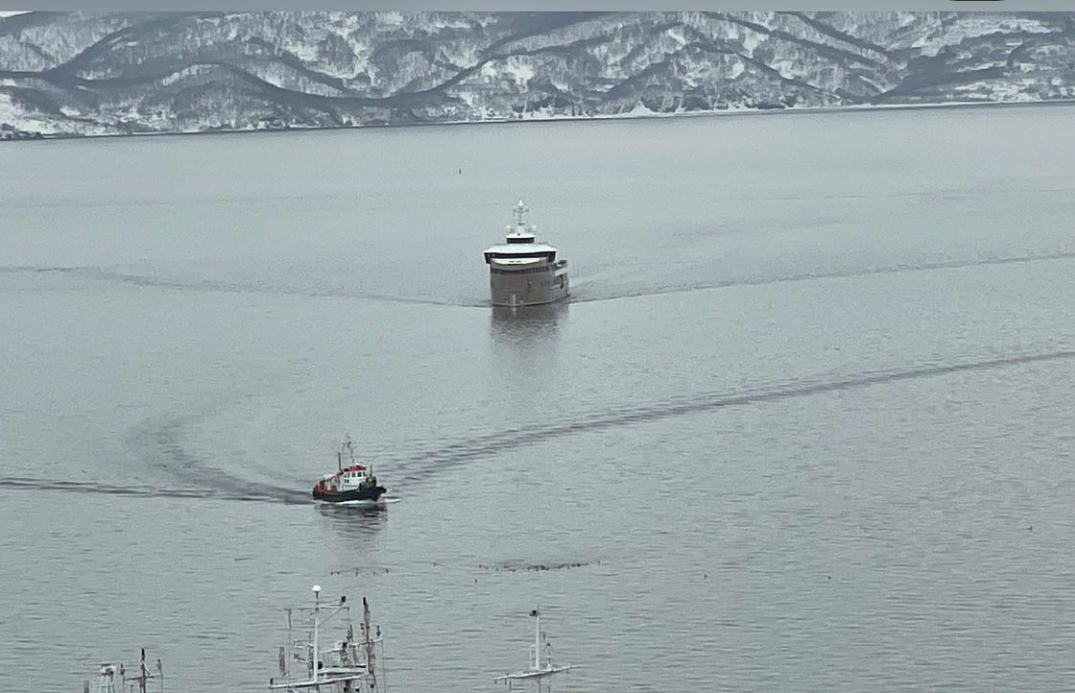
[513,199,528,230]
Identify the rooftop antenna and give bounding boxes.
[271,585,384,692]
[531,609,540,671]
[362,597,377,691]
[91,664,116,693]
[89,650,162,693]
[495,607,576,691]
[312,584,321,683]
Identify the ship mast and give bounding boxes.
[512,199,528,230]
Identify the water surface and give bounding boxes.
[2,105,1075,693]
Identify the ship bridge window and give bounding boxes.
[485,252,556,262]
[490,266,552,275]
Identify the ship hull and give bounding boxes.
[490,271,569,307]
[312,485,387,503]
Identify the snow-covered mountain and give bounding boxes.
[2,11,1074,137]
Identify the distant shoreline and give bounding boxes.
[9,98,1075,144]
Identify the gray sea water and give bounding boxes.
[2,104,1075,693]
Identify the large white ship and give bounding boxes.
[483,200,569,308]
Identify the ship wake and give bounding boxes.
[0,476,309,504]
[391,346,1075,488]
[568,249,1075,304]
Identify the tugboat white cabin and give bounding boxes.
[484,200,569,308]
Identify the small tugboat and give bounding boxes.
[494,608,576,692]
[483,200,569,309]
[269,585,387,693]
[312,437,388,506]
